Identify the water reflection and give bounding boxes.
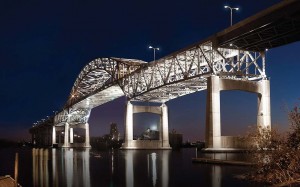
[30,148,256,187]
[150,153,157,186]
[32,149,49,187]
[124,150,170,187]
[162,151,169,187]
[4,148,263,186]
[32,148,91,187]
[126,150,134,187]
[212,165,221,187]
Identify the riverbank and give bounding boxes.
[192,157,254,166]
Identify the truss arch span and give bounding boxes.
[66,57,147,108]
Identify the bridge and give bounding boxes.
[30,0,300,150]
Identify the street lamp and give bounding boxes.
[224,5,239,26]
[149,46,159,62]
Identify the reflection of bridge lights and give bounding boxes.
[151,153,157,187]
[229,43,239,48]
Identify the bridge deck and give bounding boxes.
[163,0,300,57]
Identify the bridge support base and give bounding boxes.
[52,126,56,146]
[205,76,271,150]
[84,123,91,148]
[62,122,70,148]
[121,101,171,150]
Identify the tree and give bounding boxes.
[287,106,300,149]
[244,103,300,185]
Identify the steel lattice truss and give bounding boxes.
[66,57,146,107]
[53,58,146,125]
[121,41,266,102]
[51,41,266,125]
[54,108,91,125]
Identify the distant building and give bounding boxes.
[140,128,159,140]
[169,129,183,149]
[110,123,119,141]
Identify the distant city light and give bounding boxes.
[150,124,157,131]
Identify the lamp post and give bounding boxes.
[224,6,239,26]
[149,46,159,62]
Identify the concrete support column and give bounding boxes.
[58,132,61,144]
[85,123,91,148]
[70,128,74,144]
[52,126,56,145]
[159,116,162,141]
[63,123,70,148]
[205,75,221,149]
[161,103,170,148]
[124,101,133,147]
[257,79,271,129]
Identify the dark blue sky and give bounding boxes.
[1,0,299,141]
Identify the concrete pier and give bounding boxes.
[205,76,271,150]
[84,123,91,148]
[122,101,171,149]
[62,123,70,148]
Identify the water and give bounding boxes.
[0,147,263,187]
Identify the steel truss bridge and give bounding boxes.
[30,0,300,149]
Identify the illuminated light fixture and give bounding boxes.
[224,5,239,26]
[149,46,160,62]
[229,43,238,49]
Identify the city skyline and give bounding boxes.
[1,0,299,141]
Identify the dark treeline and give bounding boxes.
[0,138,18,148]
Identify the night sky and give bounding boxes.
[0,0,299,141]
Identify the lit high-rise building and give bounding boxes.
[110,123,119,140]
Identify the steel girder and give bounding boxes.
[121,41,266,103]
[66,57,146,107]
[51,58,146,126]
[54,108,91,126]
[68,42,266,105]
[33,42,266,127]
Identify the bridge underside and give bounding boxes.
[73,85,124,109]
[133,77,207,103]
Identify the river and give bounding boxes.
[0,147,263,187]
